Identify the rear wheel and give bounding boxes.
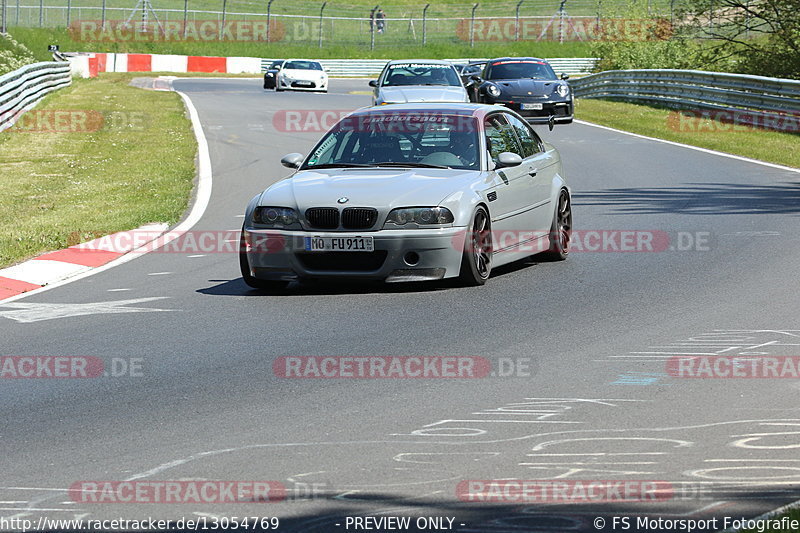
[459,206,492,286]
[542,189,572,261]
[239,233,290,292]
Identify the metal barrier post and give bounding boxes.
[266,0,274,42]
[469,3,478,47]
[219,0,227,39]
[318,1,326,47]
[515,0,523,40]
[422,3,429,45]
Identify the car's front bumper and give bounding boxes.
[242,226,467,282]
[488,98,574,123]
[279,78,328,91]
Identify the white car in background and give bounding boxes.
[276,60,328,93]
[369,60,469,105]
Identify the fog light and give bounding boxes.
[404,251,420,266]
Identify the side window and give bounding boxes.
[484,115,522,163]
[504,113,542,158]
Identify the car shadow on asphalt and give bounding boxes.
[577,182,800,215]
[196,256,552,297]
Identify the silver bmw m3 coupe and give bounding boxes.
[240,103,571,291]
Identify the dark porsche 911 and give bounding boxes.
[468,57,573,124]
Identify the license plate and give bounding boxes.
[304,236,374,252]
[521,103,543,110]
[295,80,313,86]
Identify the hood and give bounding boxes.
[378,85,468,104]
[262,167,483,212]
[282,69,326,79]
[491,79,560,97]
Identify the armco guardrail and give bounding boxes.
[261,58,599,77]
[0,62,72,132]
[570,69,800,127]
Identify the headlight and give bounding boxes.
[384,207,455,227]
[253,206,300,228]
[556,83,570,97]
[486,84,501,97]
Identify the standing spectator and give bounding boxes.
[376,9,386,34]
[368,8,375,33]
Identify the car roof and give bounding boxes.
[385,59,457,66]
[348,102,511,119]
[487,57,549,63]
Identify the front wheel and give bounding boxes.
[542,189,572,261]
[239,233,290,292]
[459,206,492,286]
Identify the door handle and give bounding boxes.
[529,170,538,177]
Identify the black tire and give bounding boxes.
[239,233,290,292]
[275,86,284,92]
[542,189,572,261]
[459,206,492,286]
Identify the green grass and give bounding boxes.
[10,26,596,59]
[0,33,38,75]
[0,73,196,268]
[575,98,800,168]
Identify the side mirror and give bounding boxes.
[548,116,556,131]
[560,73,570,80]
[496,152,523,168]
[280,153,304,169]
[470,75,482,83]
[368,80,378,87]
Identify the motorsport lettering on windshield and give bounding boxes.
[333,113,477,133]
[388,63,452,69]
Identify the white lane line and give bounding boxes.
[107,288,132,292]
[0,91,213,303]
[147,272,172,276]
[188,254,206,258]
[575,119,800,174]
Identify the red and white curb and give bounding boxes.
[0,223,169,300]
[0,90,213,303]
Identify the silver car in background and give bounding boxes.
[239,103,572,292]
[369,60,469,105]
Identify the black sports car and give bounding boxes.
[263,59,285,90]
[468,57,573,124]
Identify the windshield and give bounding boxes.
[269,60,283,69]
[284,60,322,70]
[381,63,462,87]
[486,60,557,80]
[302,112,480,170]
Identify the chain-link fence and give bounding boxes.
[1,0,692,47]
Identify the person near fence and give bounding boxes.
[376,9,386,33]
